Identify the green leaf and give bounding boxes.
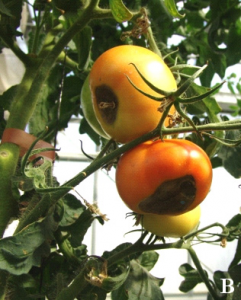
[227,19,241,66]
[225,214,241,242]
[161,0,185,19]
[58,193,86,227]
[102,264,130,291]
[109,0,133,23]
[60,208,94,248]
[184,82,221,115]
[111,285,129,300]
[226,214,241,229]
[218,131,241,178]
[179,263,206,292]
[111,260,164,300]
[0,0,12,16]
[138,251,159,272]
[0,215,57,275]
[229,264,241,285]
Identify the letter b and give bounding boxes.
[221,278,234,293]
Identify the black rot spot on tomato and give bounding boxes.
[138,175,196,215]
[95,84,118,124]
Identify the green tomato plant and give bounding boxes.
[0,0,241,299]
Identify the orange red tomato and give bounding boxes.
[115,139,212,215]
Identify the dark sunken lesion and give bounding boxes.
[138,175,197,215]
[95,85,118,124]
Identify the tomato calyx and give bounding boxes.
[138,175,197,215]
[95,85,118,124]
[127,62,225,138]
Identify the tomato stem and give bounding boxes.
[186,246,225,299]
[145,27,163,59]
[55,265,88,300]
[159,108,173,139]
[3,0,111,235]
[54,229,81,264]
[174,102,202,139]
[184,222,227,241]
[107,238,181,267]
[14,119,241,233]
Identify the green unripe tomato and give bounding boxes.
[81,75,110,139]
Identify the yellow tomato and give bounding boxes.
[142,205,201,238]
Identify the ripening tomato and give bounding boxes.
[89,45,177,143]
[115,139,212,215]
[141,205,201,238]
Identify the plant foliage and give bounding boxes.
[0,0,241,299]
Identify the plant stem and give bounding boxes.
[107,239,183,267]
[54,229,80,264]
[6,64,40,130]
[205,106,225,158]
[31,9,43,55]
[4,2,112,235]
[6,2,111,131]
[145,27,163,58]
[163,119,241,135]
[185,245,224,300]
[184,222,227,240]
[15,118,241,233]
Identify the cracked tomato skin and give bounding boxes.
[142,205,201,238]
[115,139,212,215]
[89,45,177,144]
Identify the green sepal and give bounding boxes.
[178,81,225,104]
[127,63,175,97]
[173,64,208,98]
